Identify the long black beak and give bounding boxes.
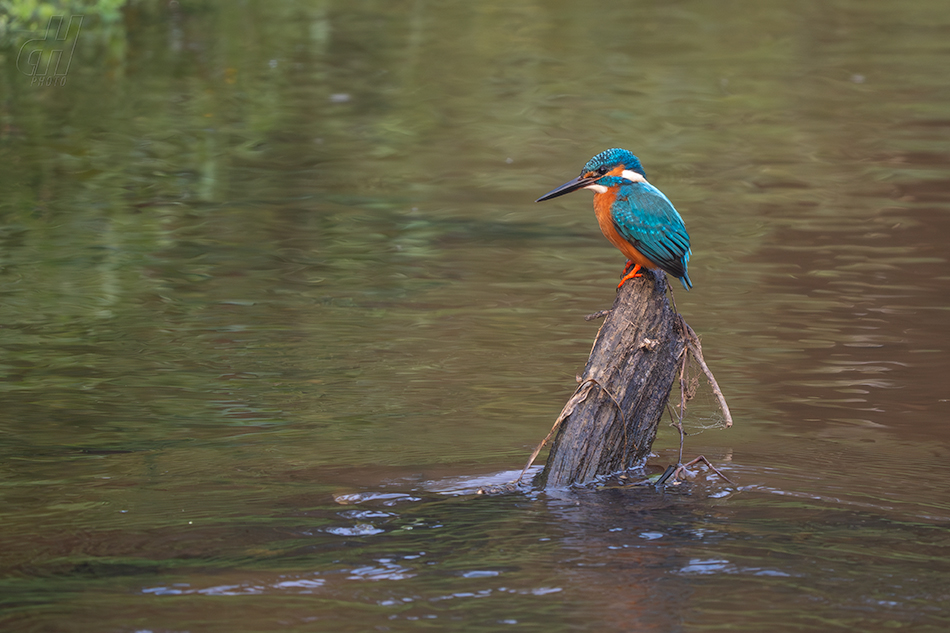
[535,175,598,202]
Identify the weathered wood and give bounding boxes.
[533,269,686,488]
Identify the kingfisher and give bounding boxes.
[536,148,692,291]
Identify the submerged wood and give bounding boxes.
[532,270,687,488]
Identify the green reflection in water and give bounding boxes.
[2,0,950,631]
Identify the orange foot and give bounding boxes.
[617,263,643,289]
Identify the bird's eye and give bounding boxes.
[596,166,609,175]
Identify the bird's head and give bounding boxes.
[536,148,647,202]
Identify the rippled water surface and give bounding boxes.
[2,1,950,631]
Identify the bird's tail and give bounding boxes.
[679,273,693,291]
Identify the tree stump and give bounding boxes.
[529,269,687,488]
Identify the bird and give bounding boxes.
[536,148,692,291]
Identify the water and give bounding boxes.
[2,1,950,630]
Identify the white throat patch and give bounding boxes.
[584,183,608,194]
[621,169,646,183]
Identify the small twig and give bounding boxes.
[677,347,689,463]
[672,455,734,485]
[678,318,733,428]
[655,332,734,486]
[585,309,611,321]
[665,402,687,470]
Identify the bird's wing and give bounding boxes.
[610,182,691,279]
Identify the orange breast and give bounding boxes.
[593,190,658,269]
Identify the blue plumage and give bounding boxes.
[607,178,692,289]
